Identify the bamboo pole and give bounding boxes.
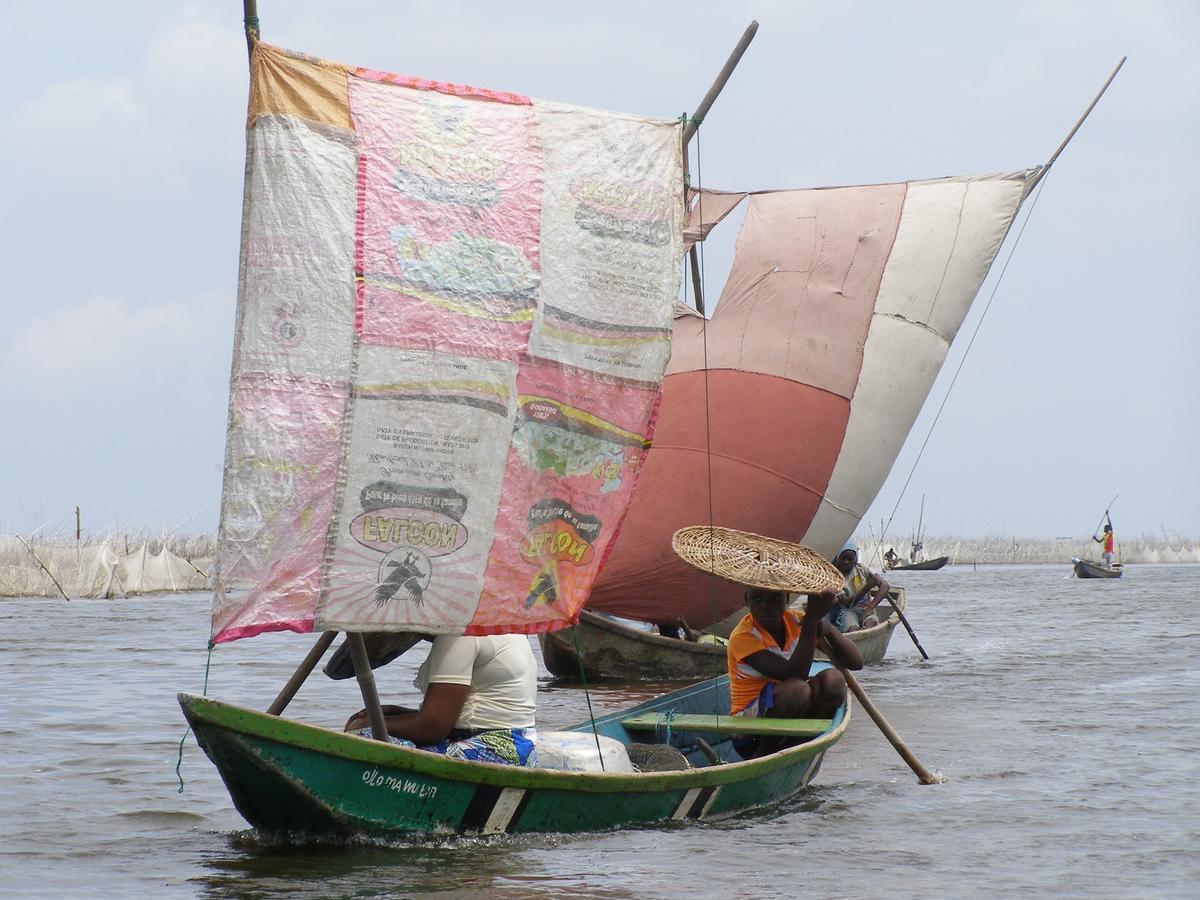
[243,0,260,60]
[16,534,69,600]
[266,631,338,716]
[347,633,390,741]
[683,21,759,146]
[681,20,759,314]
[1027,56,1126,193]
[820,638,940,785]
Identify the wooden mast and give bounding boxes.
[682,20,758,315]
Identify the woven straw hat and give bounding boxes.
[672,525,843,594]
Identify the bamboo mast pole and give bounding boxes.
[348,634,391,742]
[267,631,339,715]
[1026,56,1126,193]
[243,0,260,59]
[230,4,387,734]
[682,20,758,315]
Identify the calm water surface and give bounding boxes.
[2,565,1198,898]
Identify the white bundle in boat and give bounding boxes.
[536,731,635,773]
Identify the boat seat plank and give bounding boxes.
[620,712,832,737]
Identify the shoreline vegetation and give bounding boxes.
[1,531,1196,599]
[854,533,1200,566]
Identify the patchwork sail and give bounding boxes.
[588,173,1040,625]
[213,44,683,642]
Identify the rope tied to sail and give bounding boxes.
[569,626,606,772]
[174,637,216,793]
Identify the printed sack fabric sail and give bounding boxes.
[212,45,682,642]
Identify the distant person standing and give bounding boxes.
[1094,519,1116,568]
[910,540,924,564]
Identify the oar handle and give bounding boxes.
[819,638,940,785]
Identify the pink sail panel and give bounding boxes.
[683,188,748,252]
[586,370,849,621]
[350,75,544,357]
[213,44,682,642]
[470,358,660,634]
[590,172,1036,626]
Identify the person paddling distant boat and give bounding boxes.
[1094,518,1116,568]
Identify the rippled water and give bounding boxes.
[2,564,1198,898]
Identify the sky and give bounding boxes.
[0,0,1196,541]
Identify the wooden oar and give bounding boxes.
[892,603,930,660]
[820,637,940,785]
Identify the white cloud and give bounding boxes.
[2,10,245,187]
[2,291,230,393]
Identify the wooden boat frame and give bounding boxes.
[540,589,907,680]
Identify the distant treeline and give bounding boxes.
[855,534,1200,565]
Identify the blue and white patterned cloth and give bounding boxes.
[358,726,538,767]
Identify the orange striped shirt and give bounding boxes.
[726,610,805,713]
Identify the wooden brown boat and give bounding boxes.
[887,555,949,571]
[1072,557,1124,579]
[540,589,908,680]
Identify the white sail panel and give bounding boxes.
[234,116,357,382]
[530,102,682,381]
[803,172,1037,554]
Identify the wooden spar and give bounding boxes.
[683,21,759,146]
[347,633,391,741]
[1027,56,1126,193]
[682,20,759,314]
[821,637,940,784]
[242,0,260,60]
[16,534,69,600]
[266,631,338,716]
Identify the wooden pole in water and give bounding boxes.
[681,20,759,314]
[820,637,939,785]
[75,506,80,542]
[347,633,391,741]
[16,534,69,600]
[266,631,338,716]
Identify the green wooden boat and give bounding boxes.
[179,666,849,837]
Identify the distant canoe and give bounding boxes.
[887,556,949,571]
[540,589,908,681]
[1072,557,1124,579]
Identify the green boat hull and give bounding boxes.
[180,671,849,837]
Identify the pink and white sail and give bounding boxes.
[589,172,1040,625]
